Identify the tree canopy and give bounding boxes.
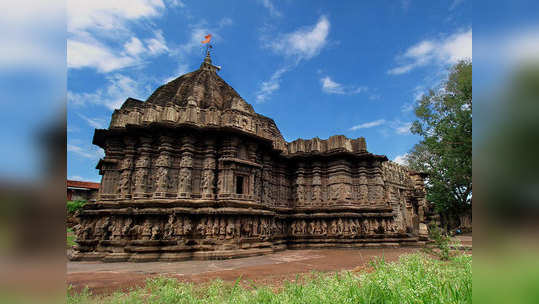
[406,61,472,220]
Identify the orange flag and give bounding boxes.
[201,34,212,44]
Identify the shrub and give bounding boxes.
[67,200,86,214]
[423,224,453,260]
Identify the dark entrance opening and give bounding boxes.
[236,176,244,194]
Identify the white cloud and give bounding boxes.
[394,122,412,134]
[388,29,472,75]
[78,114,107,129]
[68,143,104,159]
[124,37,145,56]
[67,0,175,73]
[401,86,426,113]
[255,66,290,103]
[168,0,185,8]
[394,154,409,165]
[67,0,165,33]
[67,38,136,72]
[349,119,413,135]
[256,16,330,102]
[145,30,169,55]
[320,76,367,95]
[321,76,345,94]
[68,74,146,110]
[268,15,330,60]
[260,0,282,17]
[349,119,386,131]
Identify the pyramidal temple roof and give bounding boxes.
[143,51,255,114]
[100,52,379,157]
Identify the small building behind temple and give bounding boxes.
[67,180,100,201]
[71,52,432,262]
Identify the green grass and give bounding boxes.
[67,253,471,303]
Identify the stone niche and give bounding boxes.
[70,53,431,262]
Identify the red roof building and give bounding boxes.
[67,180,100,201]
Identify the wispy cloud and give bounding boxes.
[449,0,465,10]
[255,66,290,103]
[68,175,101,182]
[267,15,330,60]
[320,76,367,95]
[256,16,330,102]
[259,0,281,17]
[401,85,426,113]
[68,143,104,159]
[349,119,386,131]
[68,74,147,110]
[145,30,169,55]
[321,76,345,94]
[78,114,107,129]
[393,121,412,134]
[349,119,412,135]
[388,29,472,75]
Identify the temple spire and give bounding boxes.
[199,45,221,72]
[204,48,212,65]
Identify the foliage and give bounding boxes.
[67,200,86,214]
[407,60,472,221]
[422,225,455,261]
[67,253,472,304]
[67,227,76,248]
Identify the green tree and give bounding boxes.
[406,61,472,228]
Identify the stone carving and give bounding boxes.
[155,167,169,193]
[72,52,431,262]
[201,169,214,195]
[134,169,147,193]
[119,170,131,195]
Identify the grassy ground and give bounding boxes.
[67,253,472,304]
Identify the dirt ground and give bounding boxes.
[67,247,419,295]
[67,235,471,296]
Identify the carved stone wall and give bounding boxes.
[71,54,430,262]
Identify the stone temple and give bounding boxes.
[71,52,430,262]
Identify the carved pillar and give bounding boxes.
[340,161,353,203]
[201,139,216,199]
[312,162,322,206]
[247,143,258,199]
[177,155,193,198]
[118,137,136,199]
[358,170,369,205]
[295,163,306,206]
[131,137,151,199]
[217,136,237,198]
[154,136,173,198]
[261,155,273,206]
[372,161,385,205]
[98,138,123,200]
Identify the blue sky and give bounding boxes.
[67,0,472,182]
